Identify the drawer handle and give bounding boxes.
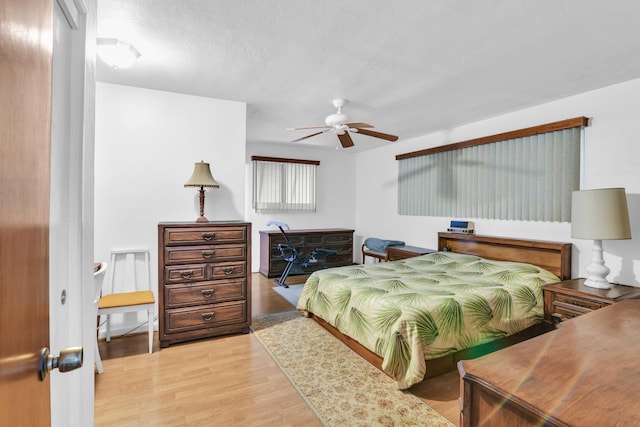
[222,267,234,275]
[201,312,215,321]
[201,289,215,298]
[202,250,215,259]
[202,233,215,241]
[181,271,193,279]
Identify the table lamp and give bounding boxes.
[571,188,632,289]
[184,161,219,223]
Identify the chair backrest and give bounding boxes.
[107,249,151,295]
[93,262,108,307]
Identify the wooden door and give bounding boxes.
[0,0,54,424]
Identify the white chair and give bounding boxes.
[93,262,108,374]
[98,249,155,354]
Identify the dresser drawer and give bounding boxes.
[165,261,247,283]
[552,304,587,321]
[270,244,303,258]
[164,278,246,308]
[270,235,305,246]
[164,244,246,264]
[210,261,246,280]
[305,234,323,245]
[269,258,289,273]
[326,253,353,266]
[305,233,353,246]
[550,294,607,321]
[165,263,207,283]
[323,233,353,245]
[165,301,246,333]
[321,244,353,256]
[164,226,247,246]
[553,293,607,311]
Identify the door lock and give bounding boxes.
[38,346,83,381]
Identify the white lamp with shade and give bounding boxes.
[571,188,632,289]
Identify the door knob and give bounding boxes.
[38,346,83,381]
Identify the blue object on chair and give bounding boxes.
[363,237,405,253]
[268,222,337,288]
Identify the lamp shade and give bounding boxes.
[571,188,631,240]
[184,161,219,188]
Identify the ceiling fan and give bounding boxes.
[287,99,399,148]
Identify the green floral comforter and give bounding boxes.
[296,251,559,389]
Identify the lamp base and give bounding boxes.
[583,239,612,289]
[583,277,611,289]
[195,187,210,223]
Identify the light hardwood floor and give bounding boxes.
[95,273,460,426]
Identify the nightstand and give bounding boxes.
[386,245,435,261]
[542,278,640,323]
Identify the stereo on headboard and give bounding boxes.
[447,220,475,234]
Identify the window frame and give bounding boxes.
[251,156,320,214]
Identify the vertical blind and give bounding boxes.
[397,126,582,222]
[252,157,318,213]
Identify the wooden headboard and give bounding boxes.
[438,232,571,280]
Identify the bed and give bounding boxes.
[296,232,571,389]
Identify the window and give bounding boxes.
[252,156,319,213]
[396,117,587,222]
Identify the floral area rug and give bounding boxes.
[251,311,454,427]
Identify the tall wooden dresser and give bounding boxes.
[158,221,251,348]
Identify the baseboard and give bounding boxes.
[97,316,158,339]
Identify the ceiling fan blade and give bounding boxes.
[287,125,330,130]
[292,130,327,142]
[344,122,374,128]
[354,128,399,142]
[337,132,354,148]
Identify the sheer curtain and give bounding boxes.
[252,158,317,213]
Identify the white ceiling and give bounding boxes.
[97,0,640,152]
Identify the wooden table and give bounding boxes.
[458,299,640,426]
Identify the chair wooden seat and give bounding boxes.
[98,290,155,309]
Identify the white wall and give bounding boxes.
[245,142,357,271]
[95,83,246,335]
[355,77,640,286]
[96,75,640,317]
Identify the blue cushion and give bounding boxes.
[364,238,405,253]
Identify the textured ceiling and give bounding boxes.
[97,0,640,151]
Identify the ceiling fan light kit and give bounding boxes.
[325,99,349,126]
[288,99,398,148]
